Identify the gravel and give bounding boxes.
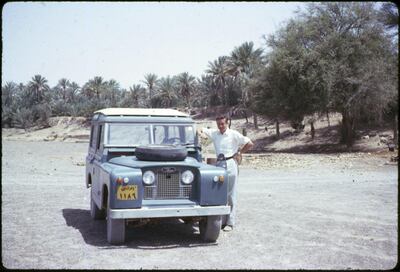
[1,140,397,269]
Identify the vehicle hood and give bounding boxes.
[109,156,201,169]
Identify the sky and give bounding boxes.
[2,2,305,89]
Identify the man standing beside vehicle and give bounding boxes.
[198,115,254,232]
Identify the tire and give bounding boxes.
[90,189,105,220]
[135,144,188,161]
[107,208,125,245]
[199,215,222,242]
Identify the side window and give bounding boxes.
[97,125,103,150]
[89,125,95,148]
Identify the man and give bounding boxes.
[198,115,254,232]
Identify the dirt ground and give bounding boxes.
[1,139,397,269]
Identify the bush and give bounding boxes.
[33,103,52,128]
[51,100,72,116]
[14,107,35,129]
[1,106,14,128]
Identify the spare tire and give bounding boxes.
[135,144,188,161]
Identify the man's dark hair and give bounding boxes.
[216,115,228,123]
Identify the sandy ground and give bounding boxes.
[1,139,397,269]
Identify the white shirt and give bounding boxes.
[202,128,251,158]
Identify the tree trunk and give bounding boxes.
[253,113,258,129]
[243,111,248,124]
[310,121,315,140]
[394,114,398,148]
[275,119,280,138]
[340,111,355,148]
[326,111,330,128]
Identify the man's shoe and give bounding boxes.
[223,225,233,232]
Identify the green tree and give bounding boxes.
[55,78,70,101]
[227,41,264,80]
[68,82,80,103]
[125,84,146,107]
[1,82,18,127]
[153,76,178,108]
[1,82,17,107]
[142,73,159,107]
[82,76,106,99]
[255,2,397,146]
[176,72,196,109]
[196,75,217,108]
[228,41,264,127]
[206,56,230,105]
[28,75,50,104]
[261,18,329,132]
[304,2,396,147]
[104,79,121,107]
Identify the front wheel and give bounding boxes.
[107,208,126,245]
[199,215,222,242]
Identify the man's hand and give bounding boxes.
[197,128,207,139]
[234,141,254,165]
[233,152,242,165]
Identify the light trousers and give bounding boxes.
[222,158,238,226]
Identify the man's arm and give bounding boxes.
[239,140,254,154]
[234,140,254,163]
[197,127,212,139]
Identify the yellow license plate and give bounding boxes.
[117,185,138,200]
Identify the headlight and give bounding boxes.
[181,170,194,184]
[142,171,155,185]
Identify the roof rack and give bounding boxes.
[94,108,189,117]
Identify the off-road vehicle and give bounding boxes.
[85,108,229,244]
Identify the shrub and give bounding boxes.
[13,107,35,129]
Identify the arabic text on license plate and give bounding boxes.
[117,185,138,200]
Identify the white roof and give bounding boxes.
[94,108,189,117]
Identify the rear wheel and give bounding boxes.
[199,215,222,242]
[107,208,125,245]
[90,189,105,220]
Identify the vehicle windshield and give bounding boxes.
[107,123,196,146]
[108,124,151,146]
[153,124,195,145]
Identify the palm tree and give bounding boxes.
[206,56,229,105]
[228,42,264,129]
[56,78,70,101]
[105,79,121,106]
[83,76,105,99]
[153,76,178,108]
[68,82,80,103]
[176,72,196,109]
[2,82,17,107]
[195,75,217,108]
[28,75,50,103]
[142,73,159,107]
[227,41,264,80]
[128,84,146,107]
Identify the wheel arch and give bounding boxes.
[102,184,109,210]
[86,173,92,188]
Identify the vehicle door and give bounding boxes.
[92,123,105,204]
[86,124,96,187]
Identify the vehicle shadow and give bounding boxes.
[62,208,218,249]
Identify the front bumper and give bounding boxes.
[109,205,230,219]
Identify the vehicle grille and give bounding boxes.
[144,171,192,200]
